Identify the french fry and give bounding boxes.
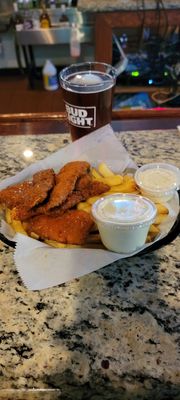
[103,175,124,186]
[99,191,113,196]
[29,232,39,240]
[11,220,27,235]
[45,240,67,248]
[77,201,88,210]
[77,202,91,213]
[123,175,136,183]
[5,208,12,224]
[146,226,160,242]
[43,240,81,249]
[93,175,123,186]
[146,234,152,243]
[109,181,137,193]
[87,196,103,205]
[147,231,159,242]
[83,205,91,213]
[149,224,160,234]
[155,203,169,215]
[154,214,167,225]
[91,168,103,180]
[92,166,123,186]
[98,162,114,177]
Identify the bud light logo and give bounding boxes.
[65,102,96,129]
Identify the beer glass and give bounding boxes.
[60,62,117,141]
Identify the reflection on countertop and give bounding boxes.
[78,0,180,12]
[0,129,180,399]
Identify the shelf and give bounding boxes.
[15,26,93,45]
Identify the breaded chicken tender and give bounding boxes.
[0,181,33,209]
[25,210,94,245]
[44,161,90,211]
[0,169,55,211]
[12,173,110,220]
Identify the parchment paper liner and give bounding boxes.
[0,125,179,290]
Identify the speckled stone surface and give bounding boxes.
[0,130,180,400]
[78,0,180,12]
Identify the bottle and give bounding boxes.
[70,23,81,58]
[59,5,69,27]
[42,60,59,91]
[40,2,51,28]
[49,0,56,9]
[32,9,40,29]
[23,8,33,30]
[12,2,24,31]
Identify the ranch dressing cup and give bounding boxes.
[59,62,116,141]
[92,194,157,254]
[135,163,180,203]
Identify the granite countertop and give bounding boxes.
[78,0,180,12]
[0,129,180,400]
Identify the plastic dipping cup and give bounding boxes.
[134,163,180,203]
[92,194,157,253]
[59,62,116,141]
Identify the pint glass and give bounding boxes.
[60,62,117,141]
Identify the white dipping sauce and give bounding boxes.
[92,194,157,254]
[138,169,177,190]
[135,163,180,203]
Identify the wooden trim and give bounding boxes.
[0,112,67,122]
[112,108,180,120]
[0,108,179,123]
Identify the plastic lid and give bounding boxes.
[92,194,157,227]
[135,162,180,194]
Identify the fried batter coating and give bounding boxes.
[12,175,109,220]
[75,174,92,190]
[32,169,55,187]
[41,179,109,217]
[40,161,90,211]
[56,161,90,180]
[25,210,94,245]
[11,169,55,219]
[79,180,109,198]
[0,168,55,211]
[0,181,33,209]
[58,180,109,212]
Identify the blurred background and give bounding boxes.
[0,0,179,114]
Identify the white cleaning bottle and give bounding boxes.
[42,60,58,91]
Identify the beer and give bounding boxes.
[60,63,116,141]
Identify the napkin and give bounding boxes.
[0,125,179,290]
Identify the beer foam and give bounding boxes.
[70,73,103,86]
[65,71,115,93]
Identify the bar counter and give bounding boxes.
[0,126,180,399]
